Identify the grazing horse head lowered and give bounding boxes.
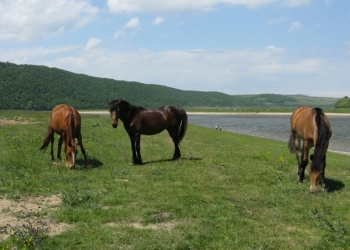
[108,100,188,165]
[288,106,332,192]
[40,104,88,169]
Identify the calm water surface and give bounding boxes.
[188,114,350,154]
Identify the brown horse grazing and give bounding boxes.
[288,106,332,192]
[108,100,188,165]
[40,104,88,169]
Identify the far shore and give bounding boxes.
[79,111,350,116]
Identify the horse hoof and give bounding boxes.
[130,161,142,165]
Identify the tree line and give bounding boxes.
[334,96,350,108]
[0,61,337,110]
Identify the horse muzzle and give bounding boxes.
[112,123,118,128]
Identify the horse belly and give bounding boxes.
[139,124,166,135]
[137,112,168,135]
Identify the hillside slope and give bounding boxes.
[0,62,337,110]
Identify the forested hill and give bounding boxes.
[0,61,337,110]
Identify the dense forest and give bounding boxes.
[0,61,338,110]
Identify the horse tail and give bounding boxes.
[312,108,331,170]
[288,130,297,153]
[39,125,52,152]
[178,109,188,143]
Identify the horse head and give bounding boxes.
[65,140,78,169]
[108,100,120,128]
[309,154,326,192]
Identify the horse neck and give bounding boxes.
[119,104,138,123]
[65,109,76,144]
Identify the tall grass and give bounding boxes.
[0,110,349,249]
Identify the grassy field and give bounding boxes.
[0,110,350,249]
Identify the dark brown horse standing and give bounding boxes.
[288,106,332,192]
[40,104,88,169]
[108,100,188,164]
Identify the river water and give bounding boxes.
[188,113,350,155]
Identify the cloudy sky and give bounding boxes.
[1,0,350,97]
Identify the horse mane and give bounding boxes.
[109,99,145,121]
[65,107,76,146]
[111,99,145,110]
[312,107,331,171]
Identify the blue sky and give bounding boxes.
[1,0,350,98]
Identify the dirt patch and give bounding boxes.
[106,221,177,231]
[0,118,36,126]
[0,194,71,241]
[130,222,177,231]
[107,212,177,231]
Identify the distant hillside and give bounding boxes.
[0,61,337,110]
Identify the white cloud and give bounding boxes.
[43,48,328,92]
[288,21,302,33]
[85,38,101,51]
[125,18,140,28]
[7,44,349,97]
[153,16,164,25]
[265,45,285,52]
[256,58,323,74]
[113,18,139,40]
[0,45,81,63]
[114,30,127,39]
[267,16,287,25]
[283,0,312,8]
[107,0,279,14]
[0,0,98,42]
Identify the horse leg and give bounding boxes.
[135,134,142,164]
[294,137,305,182]
[321,155,327,191]
[128,133,139,165]
[298,141,311,183]
[57,135,63,160]
[77,133,88,167]
[167,128,181,160]
[298,159,309,183]
[49,134,55,160]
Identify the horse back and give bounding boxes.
[132,106,181,135]
[50,104,81,136]
[291,106,331,141]
[290,106,317,140]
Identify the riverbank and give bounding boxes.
[80,111,350,116]
[79,111,350,156]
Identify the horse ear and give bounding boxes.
[310,154,314,161]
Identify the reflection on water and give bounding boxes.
[188,114,349,154]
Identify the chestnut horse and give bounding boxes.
[288,106,332,192]
[40,104,88,169]
[108,100,188,164]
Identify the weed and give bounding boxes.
[61,190,92,207]
[0,219,49,250]
[310,207,350,248]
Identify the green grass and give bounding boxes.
[0,110,350,249]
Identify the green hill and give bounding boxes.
[0,61,337,110]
